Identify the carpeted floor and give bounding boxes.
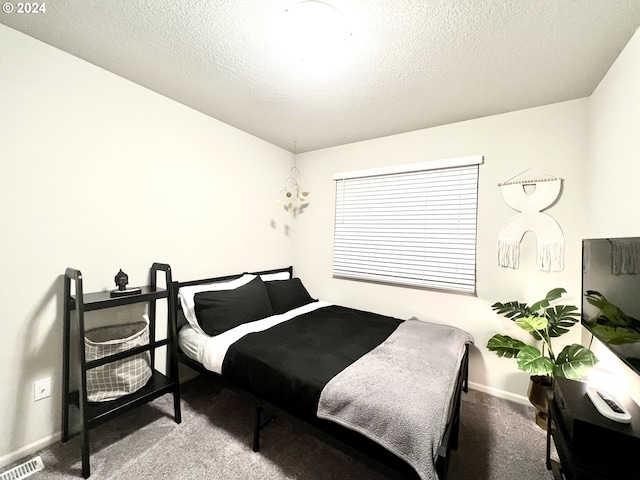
[11,376,554,479]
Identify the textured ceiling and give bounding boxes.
[3,1,640,153]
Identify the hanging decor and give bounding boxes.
[276,142,310,214]
[497,168,564,272]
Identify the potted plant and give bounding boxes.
[486,288,599,427]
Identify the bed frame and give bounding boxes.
[171,266,469,479]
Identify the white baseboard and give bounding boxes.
[0,431,59,471]
[1,374,199,472]
[468,381,531,406]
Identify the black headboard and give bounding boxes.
[171,266,293,330]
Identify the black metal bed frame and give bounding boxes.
[171,266,469,479]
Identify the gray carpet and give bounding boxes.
[12,376,554,479]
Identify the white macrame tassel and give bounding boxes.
[538,242,564,272]
[498,240,521,269]
[611,239,640,274]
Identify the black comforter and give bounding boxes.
[221,304,402,420]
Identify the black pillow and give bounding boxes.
[265,278,316,314]
[194,276,274,336]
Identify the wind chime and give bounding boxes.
[276,142,310,213]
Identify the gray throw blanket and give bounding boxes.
[317,319,473,480]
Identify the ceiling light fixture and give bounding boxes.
[281,0,352,67]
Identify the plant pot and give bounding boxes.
[528,375,552,429]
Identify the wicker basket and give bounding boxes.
[84,317,152,402]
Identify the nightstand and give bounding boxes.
[61,263,182,478]
[546,377,640,480]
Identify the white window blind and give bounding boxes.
[333,156,482,294]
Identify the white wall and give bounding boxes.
[587,27,640,402]
[0,25,294,465]
[293,99,590,402]
[3,18,639,470]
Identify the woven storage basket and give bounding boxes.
[84,317,152,402]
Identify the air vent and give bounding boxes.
[0,456,44,480]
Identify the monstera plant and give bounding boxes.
[487,288,598,380]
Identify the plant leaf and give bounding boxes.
[516,346,555,376]
[486,334,526,358]
[545,304,579,337]
[515,315,548,332]
[530,288,566,312]
[491,301,533,320]
[585,290,634,327]
[584,290,608,310]
[553,344,599,380]
[591,324,640,345]
[545,287,567,302]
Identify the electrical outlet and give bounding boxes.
[34,377,51,401]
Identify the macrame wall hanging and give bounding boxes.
[497,168,565,272]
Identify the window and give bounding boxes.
[333,155,483,294]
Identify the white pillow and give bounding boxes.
[178,274,257,334]
[260,270,291,281]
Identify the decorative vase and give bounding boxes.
[528,375,552,429]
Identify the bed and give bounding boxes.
[172,266,472,480]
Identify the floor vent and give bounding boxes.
[0,456,44,480]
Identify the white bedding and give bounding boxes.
[178,300,331,374]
